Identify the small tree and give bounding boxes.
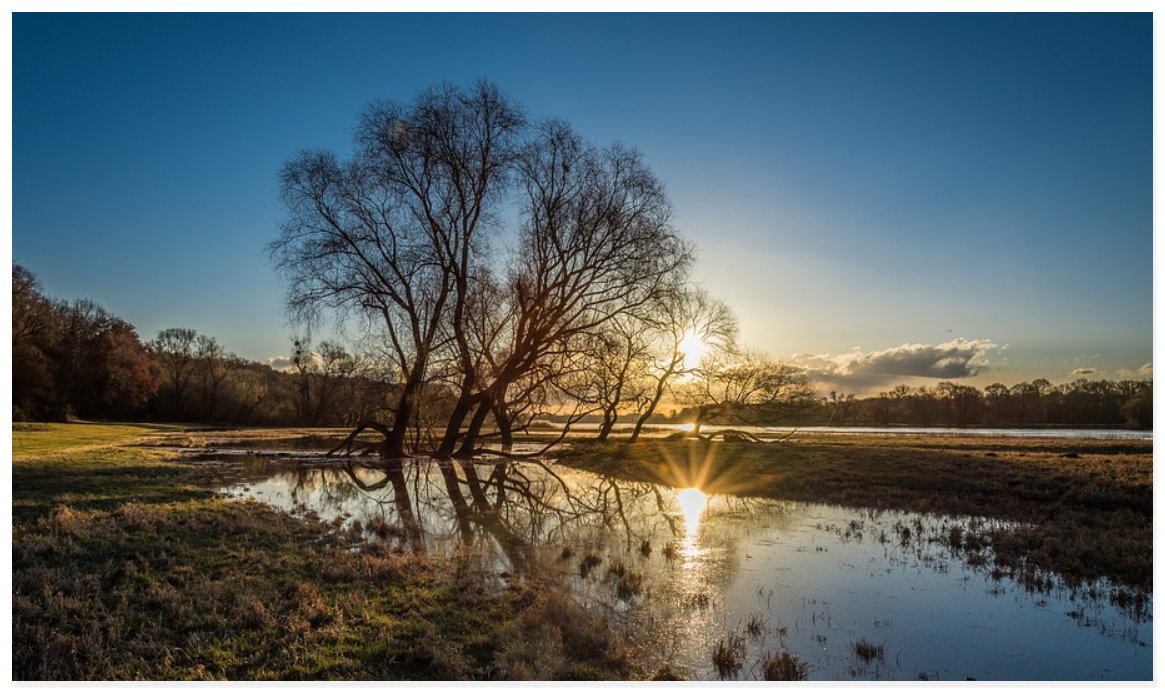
[683,351,818,437]
[629,288,736,442]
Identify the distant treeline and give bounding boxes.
[12,265,1152,431]
[13,265,392,427]
[673,379,1153,430]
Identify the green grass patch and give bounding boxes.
[13,421,196,457]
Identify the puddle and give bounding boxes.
[203,452,1151,680]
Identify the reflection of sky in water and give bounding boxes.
[209,455,1151,681]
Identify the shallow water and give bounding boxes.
[205,453,1151,680]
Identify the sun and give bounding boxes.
[677,330,707,370]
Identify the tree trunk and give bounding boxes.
[384,374,423,459]
[436,389,479,459]
[455,396,493,458]
[629,364,677,443]
[491,401,514,452]
[596,405,617,443]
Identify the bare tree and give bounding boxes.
[150,327,199,420]
[436,121,693,457]
[290,338,359,426]
[568,316,653,443]
[827,390,857,426]
[681,350,818,438]
[628,288,736,442]
[272,81,523,458]
[275,85,695,459]
[194,334,239,422]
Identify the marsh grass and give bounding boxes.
[13,423,636,680]
[760,651,810,681]
[744,613,766,639]
[605,561,644,600]
[852,639,885,663]
[711,635,746,679]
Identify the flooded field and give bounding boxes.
[195,447,1151,681]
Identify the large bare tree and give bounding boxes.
[435,121,693,457]
[272,81,523,458]
[277,85,694,459]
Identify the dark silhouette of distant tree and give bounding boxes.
[1121,382,1152,429]
[150,327,199,420]
[95,320,158,417]
[12,266,157,420]
[194,335,230,421]
[13,266,57,419]
[826,390,857,425]
[290,338,359,426]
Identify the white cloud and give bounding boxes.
[266,355,296,372]
[789,338,999,394]
[1139,362,1153,377]
[1068,368,1097,377]
[267,350,328,372]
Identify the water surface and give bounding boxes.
[204,453,1150,680]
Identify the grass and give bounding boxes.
[760,651,809,681]
[13,421,197,458]
[852,639,885,663]
[711,635,746,679]
[13,423,636,680]
[555,435,1153,591]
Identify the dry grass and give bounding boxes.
[853,638,885,663]
[711,635,746,679]
[760,651,809,681]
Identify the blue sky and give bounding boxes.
[12,13,1152,393]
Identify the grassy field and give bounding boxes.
[555,434,1153,593]
[12,423,635,680]
[12,421,198,458]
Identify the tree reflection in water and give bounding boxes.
[321,457,689,577]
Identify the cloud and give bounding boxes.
[1115,363,1153,380]
[789,338,999,394]
[268,350,329,372]
[1068,368,1096,376]
[266,355,296,372]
